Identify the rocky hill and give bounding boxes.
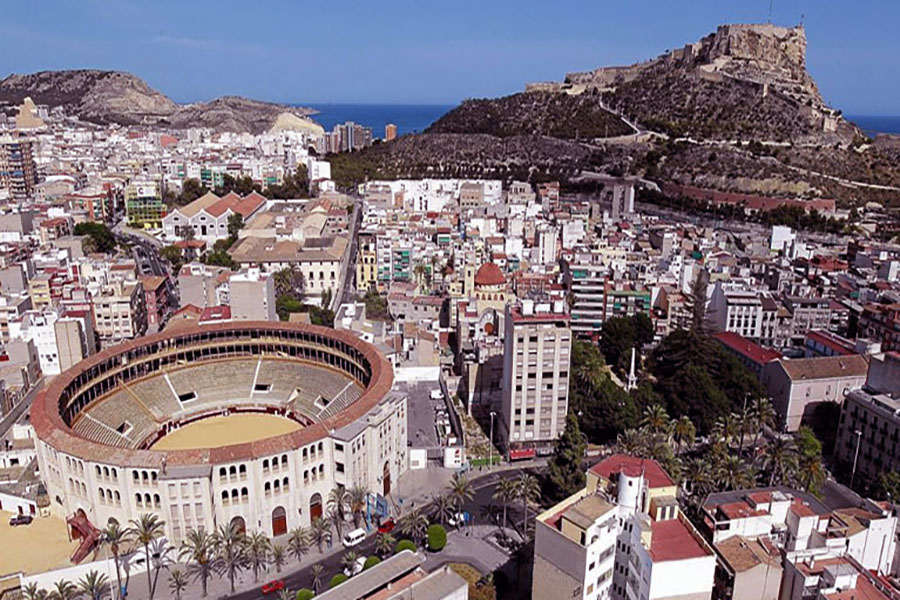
[0,69,316,134]
[427,90,633,140]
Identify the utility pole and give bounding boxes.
[850,430,863,488]
[489,411,496,470]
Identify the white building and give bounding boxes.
[708,282,764,341]
[8,308,94,375]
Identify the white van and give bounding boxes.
[342,528,366,547]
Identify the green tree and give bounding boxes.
[128,513,166,600]
[246,531,271,582]
[310,563,325,594]
[287,526,310,565]
[329,574,348,589]
[296,589,315,600]
[176,178,208,206]
[347,484,369,529]
[167,569,188,600]
[492,478,519,531]
[179,527,216,597]
[375,532,395,557]
[431,492,456,527]
[74,222,117,254]
[363,556,381,570]
[545,412,586,502]
[395,539,417,554]
[48,580,78,600]
[213,521,249,594]
[310,517,331,553]
[21,582,48,600]
[77,570,109,600]
[874,471,900,501]
[427,524,447,551]
[227,212,244,240]
[397,509,429,545]
[100,521,127,599]
[161,245,184,273]
[271,544,287,573]
[516,473,540,534]
[341,550,359,575]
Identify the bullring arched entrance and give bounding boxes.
[309,493,322,521]
[230,515,246,535]
[272,506,287,536]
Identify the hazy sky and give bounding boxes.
[1,0,897,114]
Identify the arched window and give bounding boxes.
[262,459,269,470]
[135,493,142,506]
[302,448,308,460]
[133,470,140,481]
[103,467,110,478]
[282,477,289,490]
[141,471,149,482]
[274,480,281,492]
[222,491,229,501]
[264,482,271,493]
[229,466,237,476]
[98,488,105,502]
[231,489,238,500]
[317,442,323,454]
[96,466,102,477]
[239,465,247,475]
[114,491,121,505]
[303,470,309,484]
[153,494,160,507]
[111,468,117,480]
[151,472,158,482]
[281,455,288,467]
[219,467,227,479]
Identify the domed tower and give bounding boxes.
[473,262,508,313]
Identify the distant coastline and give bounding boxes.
[848,115,900,136]
[298,103,453,138]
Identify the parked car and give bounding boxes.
[261,579,285,595]
[342,528,366,547]
[377,518,395,534]
[378,518,397,533]
[8,514,33,527]
[448,512,466,528]
[343,556,366,578]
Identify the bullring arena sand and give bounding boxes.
[0,510,78,575]
[149,413,302,451]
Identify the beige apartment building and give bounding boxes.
[92,280,147,344]
[500,299,572,457]
[27,273,52,309]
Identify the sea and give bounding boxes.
[847,115,900,136]
[301,103,453,138]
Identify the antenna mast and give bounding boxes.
[768,0,774,23]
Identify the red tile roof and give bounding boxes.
[474,262,505,286]
[649,519,711,562]
[713,331,782,365]
[589,454,674,489]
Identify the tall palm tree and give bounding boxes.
[327,486,349,522]
[672,416,696,456]
[287,526,310,564]
[764,436,798,486]
[447,473,474,512]
[127,513,165,600]
[179,528,216,597]
[346,485,369,528]
[311,563,325,594]
[327,508,345,539]
[431,492,456,526]
[685,457,715,497]
[516,473,541,534]
[574,343,605,391]
[21,582,48,600]
[715,413,740,449]
[752,397,777,452]
[397,508,429,545]
[640,404,671,437]
[796,454,826,494]
[77,570,108,600]
[48,580,78,600]
[100,521,127,599]
[716,455,754,491]
[310,517,331,553]
[616,428,646,456]
[492,478,518,532]
[374,532,395,558]
[246,531,272,583]
[271,544,287,573]
[168,569,188,600]
[213,522,249,594]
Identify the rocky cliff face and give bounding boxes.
[0,69,315,133]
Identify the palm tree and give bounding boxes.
[374,532,395,558]
[447,473,474,512]
[347,484,369,528]
[77,570,108,600]
[574,343,605,391]
[492,478,518,532]
[48,580,78,600]
[431,492,456,526]
[764,436,798,486]
[516,473,541,534]
[100,521,127,599]
[752,397,777,452]
[179,527,216,597]
[276,590,293,600]
[127,513,165,600]
[247,531,272,582]
[310,517,331,553]
[715,413,740,449]
[685,457,715,497]
[796,454,826,494]
[287,526,310,564]
[640,404,671,437]
[328,508,346,539]
[328,486,349,522]
[672,416,696,456]
[21,582,48,600]
[213,522,249,594]
[716,455,754,491]
[311,563,325,594]
[341,550,359,575]
[397,508,429,545]
[168,569,188,600]
[616,428,646,456]
[271,544,287,573]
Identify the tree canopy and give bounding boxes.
[74,222,117,254]
[599,313,654,374]
[545,412,587,502]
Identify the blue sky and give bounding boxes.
[1,0,897,114]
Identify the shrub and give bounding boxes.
[427,524,447,551]
[296,590,315,600]
[329,574,348,589]
[363,556,381,570]
[395,539,417,554]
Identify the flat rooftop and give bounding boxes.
[649,519,712,562]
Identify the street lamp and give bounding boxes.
[850,429,863,489]
[489,411,496,470]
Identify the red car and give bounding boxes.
[262,580,285,595]
[377,518,395,534]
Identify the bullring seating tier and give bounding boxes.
[70,357,364,448]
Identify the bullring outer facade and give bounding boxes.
[30,322,406,557]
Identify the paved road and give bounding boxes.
[335,200,362,310]
[225,468,533,600]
